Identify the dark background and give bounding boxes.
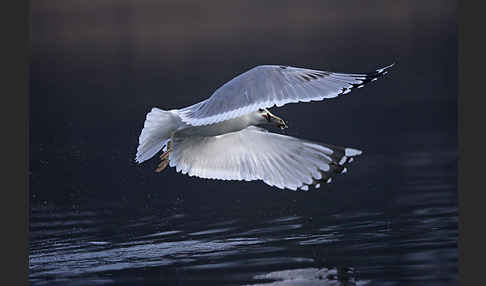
[28,1,458,285]
[30,0,457,206]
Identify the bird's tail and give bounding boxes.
[135,108,180,163]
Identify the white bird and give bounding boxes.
[135,64,393,191]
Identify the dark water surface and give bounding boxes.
[30,141,457,285]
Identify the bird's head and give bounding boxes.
[253,108,288,130]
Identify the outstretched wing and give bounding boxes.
[177,64,394,126]
[168,127,362,191]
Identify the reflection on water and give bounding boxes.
[29,150,457,285]
[249,268,369,286]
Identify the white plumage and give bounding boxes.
[135,64,393,190]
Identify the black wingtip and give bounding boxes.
[366,62,395,81]
[375,62,396,74]
[344,63,394,91]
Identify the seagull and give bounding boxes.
[135,64,393,191]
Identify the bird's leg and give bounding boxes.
[155,137,173,173]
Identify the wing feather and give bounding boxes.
[168,126,362,190]
[177,64,394,126]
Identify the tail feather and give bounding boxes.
[135,108,179,163]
